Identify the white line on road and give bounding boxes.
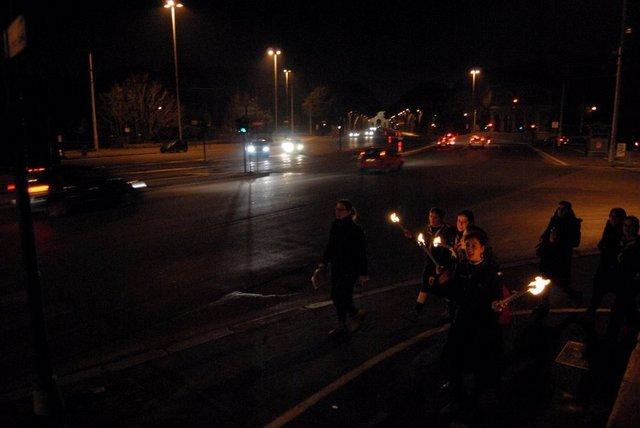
[265,324,450,428]
[529,146,569,166]
[266,306,605,427]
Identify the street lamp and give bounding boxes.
[267,48,282,133]
[164,0,184,141]
[283,69,294,134]
[470,68,481,131]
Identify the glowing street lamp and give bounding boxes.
[470,68,481,131]
[268,48,282,133]
[164,0,184,141]
[283,69,294,133]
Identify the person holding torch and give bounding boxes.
[427,229,504,416]
[402,207,456,323]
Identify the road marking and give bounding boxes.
[529,146,569,166]
[265,324,450,428]
[403,143,436,156]
[266,306,608,427]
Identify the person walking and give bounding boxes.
[402,207,456,322]
[319,199,369,337]
[586,208,626,318]
[606,216,640,340]
[534,201,582,320]
[428,229,504,418]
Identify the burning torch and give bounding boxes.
[417,232,440,267]
[492,276,551,312]
[389,212,409,234]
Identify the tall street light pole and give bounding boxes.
[284,69,294,134]
[165,0,184,141]
[268,48,282,134]
[470,69,480,132]
[88,52,99,151]
[608,0,628,164]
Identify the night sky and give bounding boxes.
[3,0,639,130]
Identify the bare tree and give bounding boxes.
[99,74,178,140]
[227,93,270,128]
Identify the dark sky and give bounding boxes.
[5,0,637,107]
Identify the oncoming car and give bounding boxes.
[358,147,404,173]
[246,138,271,157]
[281,138,304,154]
[468,134,491,149]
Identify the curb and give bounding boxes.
[608,332,640,427]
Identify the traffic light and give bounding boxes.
[236,116,250,133]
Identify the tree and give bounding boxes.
[302,86,335,121]
[99,74,178,140]
[227,92,270,130]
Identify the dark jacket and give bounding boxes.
[323,217,367,277]
[431,259,503,374]
[598,222,624,270]
[539,214,582,260]
[616,236,640,295]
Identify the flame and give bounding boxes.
[390,212,400,223]
[417,233,425,245]
[433,236,442,247]
[528,276,550,295]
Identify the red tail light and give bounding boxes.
[7,184,15,192]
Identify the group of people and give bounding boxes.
[319,198,640,417]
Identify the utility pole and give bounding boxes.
[6,14,64,417]
[88,52,99,151]
[608,0,628,164]
[557,82,566,153]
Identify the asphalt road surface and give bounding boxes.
[1,137,639,424]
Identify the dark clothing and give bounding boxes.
[323,217,367,277]
[420,223,456,289]
[537,214,582,311]
[607,237,640,338]
[331,274,358,323]
[430,259,504,384]
[588,222,624,313]
[323,217,368,323]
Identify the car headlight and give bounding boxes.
[262,146,270,153]
[297,143,304,151]
[282,142,294,153]
[247,144,256,153]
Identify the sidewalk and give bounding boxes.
[1,254,638,426]
[534,144,640,170]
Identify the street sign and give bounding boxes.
[616,143,626,158]
[3,15,27,59]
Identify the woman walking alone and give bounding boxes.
[319,199,369,337]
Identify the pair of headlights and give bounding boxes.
[246,145,270,153]
[281,142,304,153]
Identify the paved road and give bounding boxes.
[1,138,639,424]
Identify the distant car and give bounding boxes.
[246,138,271,157]
[358,147,404,173]
[468,135,491,149]
[348,131,361,138]
[160,139,188,153]
[437,133,457,148]
[542,135,568,147]
[281,138,304,154]
[5,165,146,216]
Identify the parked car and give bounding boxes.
[5,165,146,216]
[468,134,491,149]
[246,138,271,157]
[437,133,457,148]
[542,135,568,147]
[358,147,404,173]
[160,139,188,153]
